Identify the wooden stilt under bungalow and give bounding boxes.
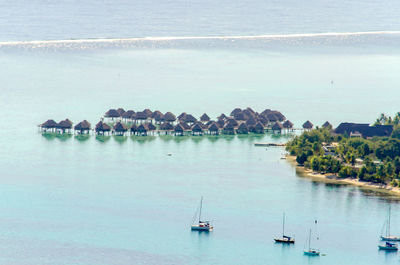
[208,122,220,135]
[113,121,128,136]
[271,121,283,134]
[74,120,91,134]
[164,112,176,123]
[40,119,58,132]
[130,124,137,135]
[152,111,164,124]
[122,110,135,122]
[303,120,314,131]
[147,123,157,135]
[95,121,111,135]
[200,113,210,122]
[236,123,249,134]
[283,120,294,131]
[57,119,73,134]
[223,123,236,135]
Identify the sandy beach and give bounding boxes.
[286,155,400,197]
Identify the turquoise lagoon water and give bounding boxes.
[1,0,400,264]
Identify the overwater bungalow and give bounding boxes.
[200,113,210,122]
[174,123,186,136]
[208,122,220,135]
[179,121,191,131]
[40,119,58,132]
[322,121,332,129]
[184,114,197,125]
[105,109,120,120]
[122,110,135,122]
[226,118,239,127]
[74,120,91,134]
[136,124,149,136]
[135,111,148,123]
[143,109,153,118]
[95,121,112,135]
[236,123,249,134]
[113,121,128,136]
[192,123,204,136]
[159,122,174,135]
[303,120,314,130]
[217,119,225,128]
[178,112,187,121]
[152,111,164,124]
[234,112,246,121]
[205,120,214,127]
[252,122,265,134]
[271,122,283,134]
[147,123,157,134]
[57,119,73,133]
[258,116,269,126]
[246,116,257,127]
[223,123,236,135]
[283,120,294,132]
[164,112,176,123]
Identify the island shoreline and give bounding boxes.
[286,155,400,197]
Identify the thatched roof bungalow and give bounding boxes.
[136,124,149,136]
[105,109,120,119]
[192,123,204,135]
[164,112,176,123]
[143,109,153,118]
[40,119,58,132]
[230,108,242,117]
[113,121,128,135]
[179,121,191,130]
[217,119,225,128]
[159,122,174,134]
[117,108,126,116]
[303,120,314,130]
[135,111,148,122]
[174,123,186,136]
[252,122,265,134]
[178,112,187,121]
[236,123,249,134]
[208,122,220,135]
[283,120,294,129]
[234,112,246,121]
[271,122,283,133]
[95,121,111,135]
[217,113,227,120]
[223,123,236,135]
[57,119,73,133]
[322,121,332,129]
[74,120,91,134]
[184,114,197,124]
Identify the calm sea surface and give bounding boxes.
[1,1,400,264]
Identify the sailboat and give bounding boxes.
[381,206,400,241]
[304,229,320,256]
[378,241,398,251]
[191,196,213,232]
[274,213,295,243]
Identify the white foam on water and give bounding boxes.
[1,31,400,47]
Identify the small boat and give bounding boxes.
[381,206,400,241]
[191,196,213,232]
[274,213,295,244]
[378,241,398,251]
[304,229,320,256]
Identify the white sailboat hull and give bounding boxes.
[191,225,213,231]
[381,236,400,241]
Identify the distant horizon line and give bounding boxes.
[1,30,400,46]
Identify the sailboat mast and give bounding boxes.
[388,205,391,236]
[282,212,285,236]
[308,229,312,250]
[199,196,203,223]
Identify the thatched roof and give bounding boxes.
[230,108,242,117]
[237,123,249,133]
[136,124,149,132]
[334,123,393,138]
[217,119,225,128]
[153,112,164,122]
[260,109,272,116]
[283,120,294,128]
[265,113,279,122]
[271,122,283,130]
[224,122,236,129]
[105,109,120,118]
[246,116,257,126]
[135,111,147,120]
[122,110,135,119]
[152,110,163,119]
[57,119,73,129]
[226,118,239,127]
[242,109,255,120]
[253,122,264,132]
[245,107,255,114]
[258,116,269,126]
[179,121,191,130]
[174,123,185,132]
[322,121,332,128]
[160,122,174,131]
[177,112,187,120]
[117,108,126,116]
[192,123,203,132]
[205,120,214,127]
[95,121,111,131]
[164,112,176,122]
[200,113,210,122]
[147,123,156,131]
[184,114,197,123]
[41,119,58,128]
[217,113,227,120]
[74,120,91,130]
[303,120,314,129]
[272,111,285,121]
[234,112,246,121]
[143,109,153,118]
[208,122,220,131]
[113,121,128,132]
